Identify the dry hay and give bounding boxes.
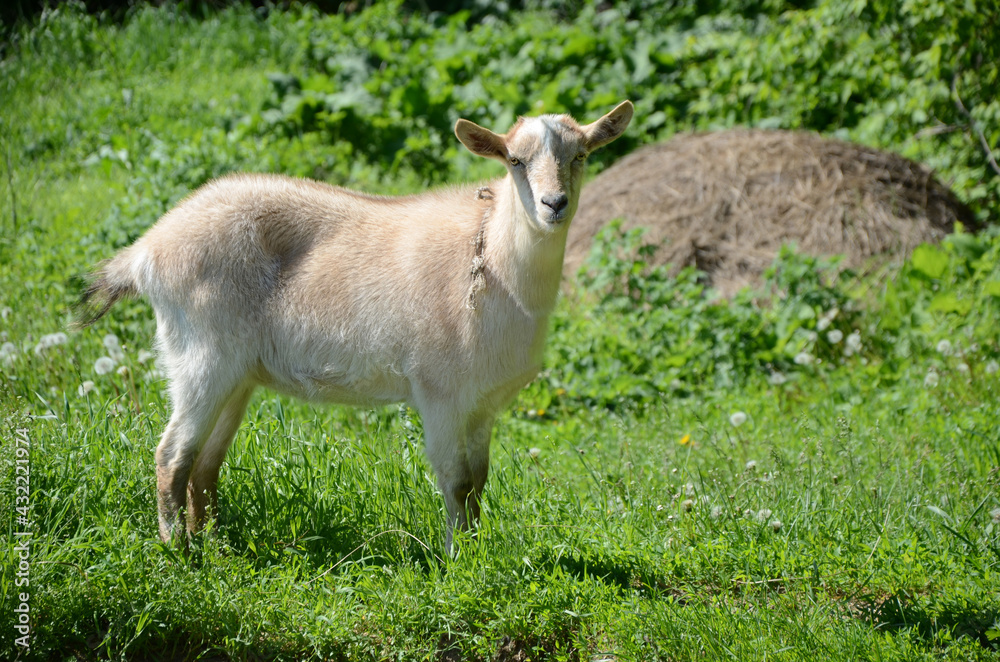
[565,130,978,295]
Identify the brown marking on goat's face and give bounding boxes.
[503,115,590,231]
[455,102,633,234]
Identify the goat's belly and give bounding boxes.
[254,347,413,407]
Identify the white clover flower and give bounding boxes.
[756,508,773,523]
[770,519,783,532]
[987,360,1000,375]
[681,499,694,512]
[137,349,155,364]
[924,371,939,388]
[94,356,116,375]
[826,329,843,344]
[78,380,95,396]
[794,351,814,366]
[768,371,787,386]
[745,460,757,472]
[936,339,953,356]
[656,504,664,512]
[527,447,541,459]
[730,411,748,427]
[710,505,724,519]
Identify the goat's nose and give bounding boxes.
[541,193,568,213]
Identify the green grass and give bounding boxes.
[2,2,999,660]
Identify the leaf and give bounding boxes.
[925,505,952,523]
[928,293,971,315]
[910,244,948,279]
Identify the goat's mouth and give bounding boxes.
[541,209,570,226]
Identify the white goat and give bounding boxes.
[81,101,633,552]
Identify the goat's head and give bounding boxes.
[455,101,633,232]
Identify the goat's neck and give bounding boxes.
[480,176,567,318]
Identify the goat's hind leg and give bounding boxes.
[187,385,254,536]
[155,366,245,546]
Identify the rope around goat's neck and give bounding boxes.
[466,186,494,311]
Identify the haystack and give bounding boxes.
[565,130,977,295]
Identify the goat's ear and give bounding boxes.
[455,119,508,162]
[582,100,634,151]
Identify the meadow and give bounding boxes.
[1,1,999,659]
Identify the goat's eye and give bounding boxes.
[508,156,521,167]
[575,152,587,162]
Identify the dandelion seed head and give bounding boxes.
[816,317,831,332]
[936,339,953,356]
[0,307,10,321]
[684,482,695,496]
[527,447,541,459]
[0,341,16,358]
[844,331,862,356]
[34,332,68,355]
[103,333,120,352]
[730,411,748,427]
[794,351,814,366]
[78,380,95,396]
[756,508,773,523]
[656,504,664,512]
[768,372,787,386]
[94,356,116,375]
[990,507,1000,522]
[681,499,694,512]
[116,365,130,377]
[137,349,155,364]
[711,505,724,519]
[770,519,783,532]
[986,360,999,375]
[957,362,969,373]
[924,371,939,388]
[827,329,844,344]
[745,460,757,472]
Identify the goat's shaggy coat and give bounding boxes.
[81,101,633,551]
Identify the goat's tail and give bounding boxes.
[75,251,141,328]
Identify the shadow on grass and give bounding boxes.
[853,592,999,651]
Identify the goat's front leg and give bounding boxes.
[420,407,494,554]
